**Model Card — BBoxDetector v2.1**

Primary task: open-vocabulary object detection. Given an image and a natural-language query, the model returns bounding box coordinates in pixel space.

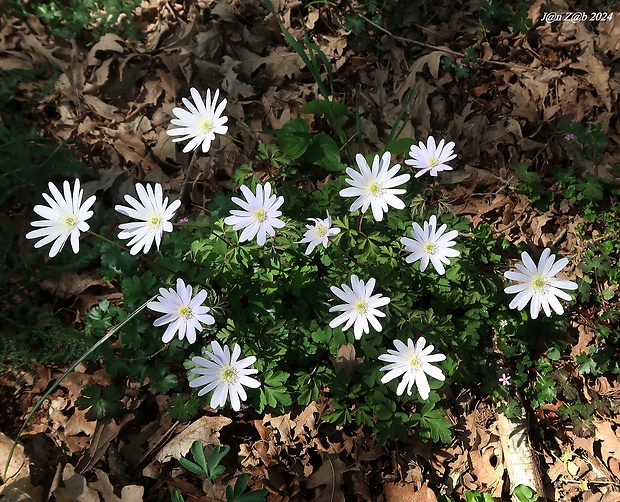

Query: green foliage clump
[27,0,142,42]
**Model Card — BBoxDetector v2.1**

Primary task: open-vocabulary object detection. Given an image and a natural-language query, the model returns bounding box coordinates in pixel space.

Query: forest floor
[1,0,620,500]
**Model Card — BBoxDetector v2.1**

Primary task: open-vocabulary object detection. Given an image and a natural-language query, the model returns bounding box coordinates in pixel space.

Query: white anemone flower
[339,152,410,221]
[329,275,390,340]
[166,88,228,153]
[26,179,96,258]
[379,337,446,400]
[224,182,285,246]
[115,183,181,255]
[147,278,215,344]
[297,211,341,255]
[189,341,260,411]
[504,248,578,319]
[401,215,459,275]
[405,136,456,178]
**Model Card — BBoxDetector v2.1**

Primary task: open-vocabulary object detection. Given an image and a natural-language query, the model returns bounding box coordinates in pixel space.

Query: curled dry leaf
[155,415,232,463]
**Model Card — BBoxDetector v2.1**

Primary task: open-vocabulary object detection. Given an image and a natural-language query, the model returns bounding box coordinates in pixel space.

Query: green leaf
[513,484,539,502]
[121,272,156,307]
[305,133,342,171]
[207,445,230,479]
[418,403,452,443]
[76,384,125,421]
[512,162,539,184]
[576,174,603,202]
[171,488,185,502]
[547,347,561,361]
[301,99,349,120]
[602,289,615,301]
[385,137,416,156]
[466,490,497,502]
[179,457,207,477]
[575,351,599,375]
[275,118,311,159]
[169,394,200,421]
[191,440,209,473]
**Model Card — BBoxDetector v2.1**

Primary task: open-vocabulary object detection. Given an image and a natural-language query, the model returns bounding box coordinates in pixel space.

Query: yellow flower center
[367,181,383,196]
[428,156,439,168]
[62,214,78,231]
[198,119,214,135]
[424,242,438,255]
[531,275,550,293]
[315,224,328,238]
[148,214,162,229]
[177,305,192,319]
[409,355,422,370]
[253,209,268,223]
[219,365,239,384]
[354,300,369,315]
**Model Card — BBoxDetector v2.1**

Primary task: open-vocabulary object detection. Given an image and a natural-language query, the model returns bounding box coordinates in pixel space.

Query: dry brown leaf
[469,445,504,496]
[594,420,620,468]
[330,344,364,377]
[0,474,45,501]
[0,51,34,71]
[306,453,349,502]
[65,407,97,437]
[155,415,232,463]
[597,15,620,54]
[263,413,295,446]
[386,481,438,502]
[40,271,108,299]
[86,33,126,66]
[0,433,27,480]
[292,402,319,439]
[77,415,134,473]
[221,55,255,99]
[93,469,144,502]
[83,95,121,120]
[237,46,304,80]
[572,44,612,110]
[54,464,100,502]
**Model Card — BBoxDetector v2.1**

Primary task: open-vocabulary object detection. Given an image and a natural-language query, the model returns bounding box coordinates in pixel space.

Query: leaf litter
[1,0,620,499]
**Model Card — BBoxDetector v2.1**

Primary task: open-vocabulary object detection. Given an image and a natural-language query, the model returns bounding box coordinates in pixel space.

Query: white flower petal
[379,337,446,400]
[190,341,260,411]
[340,152,409,221]
[26,179,96,258]
[167,87,228,154]
[504,247,577,319]
[329,275,390,340]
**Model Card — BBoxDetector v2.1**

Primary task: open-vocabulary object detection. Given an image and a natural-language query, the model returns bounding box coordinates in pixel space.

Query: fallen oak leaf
[155,415,232,463]
[236,46,304,79]
[307,453,352,502]
[93,469,144,502]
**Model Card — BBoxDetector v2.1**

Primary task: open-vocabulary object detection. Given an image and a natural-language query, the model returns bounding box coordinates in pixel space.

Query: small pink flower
[499,373,511,386]
[564,133,576,141]
[178,217,189,223]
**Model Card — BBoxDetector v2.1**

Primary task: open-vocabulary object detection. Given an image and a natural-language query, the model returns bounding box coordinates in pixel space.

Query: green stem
[332,240,365,268]
[174,223,232,248]
[2,295,157,482]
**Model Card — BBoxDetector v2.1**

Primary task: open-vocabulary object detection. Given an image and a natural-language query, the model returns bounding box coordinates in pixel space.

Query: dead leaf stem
[360,15,535,72]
